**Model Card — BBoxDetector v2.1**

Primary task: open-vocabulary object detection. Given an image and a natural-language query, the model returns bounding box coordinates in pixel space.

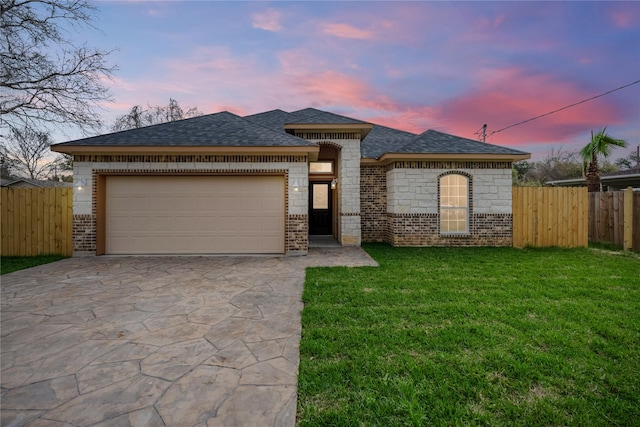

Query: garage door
[105,175,285,254]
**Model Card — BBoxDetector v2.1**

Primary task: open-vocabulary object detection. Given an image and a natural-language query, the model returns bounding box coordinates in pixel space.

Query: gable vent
[295,131,360,140]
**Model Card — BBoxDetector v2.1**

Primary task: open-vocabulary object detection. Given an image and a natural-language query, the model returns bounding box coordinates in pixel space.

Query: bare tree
[0,0,116,134]
[513,148,584,186]
[615,146,640,170]
[3,127,57,179]
[112,99,202,132]
[0,144,18,179]
[51,153,73,182]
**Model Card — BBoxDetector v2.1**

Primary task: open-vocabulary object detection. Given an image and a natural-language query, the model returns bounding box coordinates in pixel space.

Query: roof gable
[360,124,417,159]
[242,109,293,132]
[288,108,369,125]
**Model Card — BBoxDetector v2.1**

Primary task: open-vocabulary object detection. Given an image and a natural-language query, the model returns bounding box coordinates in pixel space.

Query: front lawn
[1,255,68,275]
[298,245,640,426]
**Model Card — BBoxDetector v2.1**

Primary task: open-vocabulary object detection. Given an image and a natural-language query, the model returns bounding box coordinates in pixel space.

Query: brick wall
[286,214,308,254]
[360,165,387,242]
[387,213,512,246]
[73,214,95,251]
[359,161,514,247]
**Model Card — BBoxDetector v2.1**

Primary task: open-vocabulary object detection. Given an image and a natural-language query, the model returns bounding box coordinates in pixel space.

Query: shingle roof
[1,178,72,188]
[389,129,529,157]
[360,124,418,159]
[52,111,316,148]
[243,108,370,132]
[243,109,292,132]
[288,108,370,125]
[52,107,529,159]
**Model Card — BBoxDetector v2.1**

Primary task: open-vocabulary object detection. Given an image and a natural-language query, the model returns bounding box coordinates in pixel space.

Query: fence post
[624,186,633,251]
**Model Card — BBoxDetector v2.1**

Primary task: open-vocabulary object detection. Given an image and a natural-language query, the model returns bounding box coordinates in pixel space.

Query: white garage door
[105,175,285,254]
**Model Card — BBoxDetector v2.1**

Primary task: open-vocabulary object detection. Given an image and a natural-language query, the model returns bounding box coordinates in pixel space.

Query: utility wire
[487,79,640,136]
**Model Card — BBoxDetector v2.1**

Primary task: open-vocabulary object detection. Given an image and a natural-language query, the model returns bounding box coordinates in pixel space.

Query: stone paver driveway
[1,248,377,427]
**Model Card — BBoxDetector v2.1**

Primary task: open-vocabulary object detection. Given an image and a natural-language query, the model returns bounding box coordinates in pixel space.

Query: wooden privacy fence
[0,188,73,256]
[513,187,588,248]
[589,188,639,251]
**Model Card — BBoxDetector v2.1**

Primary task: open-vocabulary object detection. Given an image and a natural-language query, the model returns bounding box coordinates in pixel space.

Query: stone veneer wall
[72,155,308,255]
[360,165,387,242]
[338,139,361,245]
[360,161,513,247]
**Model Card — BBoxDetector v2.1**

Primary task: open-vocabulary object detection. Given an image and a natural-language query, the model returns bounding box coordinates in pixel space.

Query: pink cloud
[278,50,393,109]
[364,108,438,135]
[252,9,283,32]
[319,22,375,40]
[473,14,506,31]
[276,50,439,133]
[434,68,625,148]
[610,5,639,28]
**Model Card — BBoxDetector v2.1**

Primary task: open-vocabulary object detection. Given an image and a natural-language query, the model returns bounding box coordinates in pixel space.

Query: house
[1,177,72,188]
[50,108,530,255]
[546,167,640,191]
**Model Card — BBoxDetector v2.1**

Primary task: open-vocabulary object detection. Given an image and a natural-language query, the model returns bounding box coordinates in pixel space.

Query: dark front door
[309,182,332,235]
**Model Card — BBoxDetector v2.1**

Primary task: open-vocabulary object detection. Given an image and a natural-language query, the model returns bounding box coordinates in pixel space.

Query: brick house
[51,108,530,255]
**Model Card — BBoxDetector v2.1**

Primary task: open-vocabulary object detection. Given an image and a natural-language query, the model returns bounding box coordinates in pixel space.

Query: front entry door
[309,182,332,235]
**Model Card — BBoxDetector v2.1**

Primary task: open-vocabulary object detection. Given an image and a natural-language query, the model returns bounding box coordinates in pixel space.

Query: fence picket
[634,193,640,250]
[588,189,639,251]
[0,188,73,256]
[512,187,588,248]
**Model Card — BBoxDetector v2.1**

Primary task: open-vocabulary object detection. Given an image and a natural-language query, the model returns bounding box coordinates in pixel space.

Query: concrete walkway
[0,248,377,427]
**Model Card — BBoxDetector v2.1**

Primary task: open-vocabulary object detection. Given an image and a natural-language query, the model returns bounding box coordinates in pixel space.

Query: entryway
[309,181,333,235]
[308,235,340,248]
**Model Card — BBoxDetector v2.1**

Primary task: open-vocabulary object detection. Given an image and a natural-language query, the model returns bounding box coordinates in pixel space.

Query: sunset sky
[73,1,639,160]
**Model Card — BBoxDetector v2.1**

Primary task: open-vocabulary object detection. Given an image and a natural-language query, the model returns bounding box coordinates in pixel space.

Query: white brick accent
[387,168,513,214]
[340,215,361,246]
[338,139,361,215]
[73,162,92,215]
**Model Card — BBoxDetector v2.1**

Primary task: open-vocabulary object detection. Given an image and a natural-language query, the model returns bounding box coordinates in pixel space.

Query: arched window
[440,173,469,233]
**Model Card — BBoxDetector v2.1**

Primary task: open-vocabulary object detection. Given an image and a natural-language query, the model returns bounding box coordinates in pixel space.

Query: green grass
[1,255,68,275]
[297,245,640,426]
[588,241,640,254]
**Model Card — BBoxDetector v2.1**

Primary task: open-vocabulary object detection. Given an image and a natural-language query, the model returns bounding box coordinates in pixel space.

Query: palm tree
[579,127,627,192]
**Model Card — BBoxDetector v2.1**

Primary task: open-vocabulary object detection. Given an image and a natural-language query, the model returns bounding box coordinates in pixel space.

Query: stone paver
[0,247,377,427]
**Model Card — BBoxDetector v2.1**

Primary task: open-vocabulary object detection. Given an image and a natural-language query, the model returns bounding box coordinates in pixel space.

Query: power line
[486,79,640,136]
[472,123,487,142]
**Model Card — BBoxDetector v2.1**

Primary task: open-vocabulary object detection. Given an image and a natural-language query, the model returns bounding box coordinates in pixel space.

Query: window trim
[439,172,470,235]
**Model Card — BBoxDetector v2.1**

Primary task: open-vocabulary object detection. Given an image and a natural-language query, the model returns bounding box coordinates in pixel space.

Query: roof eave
[367,152,530,164]
[50,145,320,156]
[547,174,640,186]
[546,178,585,186]
[600,173,640,181]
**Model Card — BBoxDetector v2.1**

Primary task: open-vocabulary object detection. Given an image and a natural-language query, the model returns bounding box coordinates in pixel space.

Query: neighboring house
[51,108,529,256]
[547,167,640,191]
[1,177,72,188]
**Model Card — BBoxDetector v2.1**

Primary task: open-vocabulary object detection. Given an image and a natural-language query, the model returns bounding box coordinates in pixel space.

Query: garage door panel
[105,176,285,254]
